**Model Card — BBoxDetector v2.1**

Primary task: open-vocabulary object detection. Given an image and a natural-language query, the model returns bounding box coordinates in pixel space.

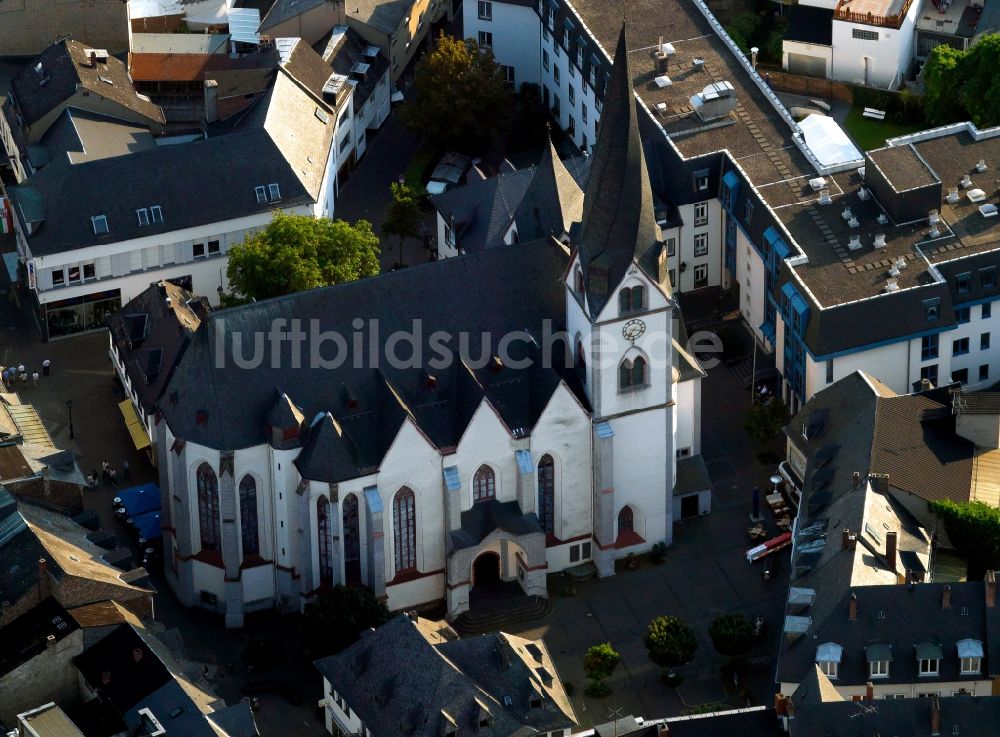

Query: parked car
[425,152,472,195]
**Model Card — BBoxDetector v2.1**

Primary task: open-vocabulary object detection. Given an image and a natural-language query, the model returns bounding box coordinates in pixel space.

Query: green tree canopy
[923,35,1000,128]
[745,398,790,442]
[929,499,1000,576]
[923,43,967,126]
[382,181,423,267]
[644,615,698,670]
[403,32,514,151]
[225,213,379,302]
[583,642,621,697]
[303,585,391,657]
[708,613,754,657]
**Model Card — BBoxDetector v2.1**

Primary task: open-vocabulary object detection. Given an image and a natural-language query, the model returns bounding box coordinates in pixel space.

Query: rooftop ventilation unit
[895,256,907,270]
[975,159,988,173]
[363,45,380,58]
[884,278,899,293]
[33,62,42,75]
[848,235,862,250]
[848,216,860,228]
[809,177,827,191]
[873,233,887,248]
[929,224,941,238]
[961,174,973,189]
[928,209,940,225]
[841,206,854,221]
[322,73,350,104]
[946,187,960,203]
[818,190,833,205]
[692,57,705,69]
[858,187,870,201]
[877,213,889,225]
[889,265,900,277]
[689,81,736,121]
[857,166,866,178]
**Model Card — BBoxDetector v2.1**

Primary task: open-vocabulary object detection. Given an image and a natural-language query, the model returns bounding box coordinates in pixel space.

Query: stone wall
[0,629,83,726]
[761,68,853,104]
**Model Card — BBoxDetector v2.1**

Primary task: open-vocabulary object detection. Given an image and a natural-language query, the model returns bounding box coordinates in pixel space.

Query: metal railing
[833,0,915,29]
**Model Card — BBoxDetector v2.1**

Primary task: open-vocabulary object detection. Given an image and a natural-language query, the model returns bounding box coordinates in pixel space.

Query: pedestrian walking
[31,371,38,387]
[42,359,50,376]
[122,459,131,482]
[109,468,118,485]
[17,364,24,375]
[20,371,27,385]
[102,461,111,484]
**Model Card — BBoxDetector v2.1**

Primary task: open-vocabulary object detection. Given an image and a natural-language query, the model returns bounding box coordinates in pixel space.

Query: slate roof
[159,239,582,457]
[260,0,329,31]
[431,168,535,253]
[0,596,79,677]
[206,702,259,737]
[790,695,1000,737]
[346,0,414,34]
[11,40,164,128]
[575,26,666,315]
[673,454,711,496]
[107,281,207,415]
[513,136,585,243]
[9,58,334,256]
[323,26,390,111]
[0,488,62,608]
[784,5,834,45]
[451,499,542,550]
[314,614,577,737]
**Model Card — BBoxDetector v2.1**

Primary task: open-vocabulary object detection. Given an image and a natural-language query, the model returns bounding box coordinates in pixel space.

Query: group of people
[1,359,50,390]
[87,459,130,489]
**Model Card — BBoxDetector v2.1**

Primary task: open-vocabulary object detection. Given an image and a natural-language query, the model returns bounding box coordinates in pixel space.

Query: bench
[863,107,886,120]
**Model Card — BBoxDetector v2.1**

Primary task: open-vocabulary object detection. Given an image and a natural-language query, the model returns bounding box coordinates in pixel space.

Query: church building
[151,28,708,626]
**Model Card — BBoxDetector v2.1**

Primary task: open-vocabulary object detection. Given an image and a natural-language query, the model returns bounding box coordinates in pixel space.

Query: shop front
[42,288,122,340]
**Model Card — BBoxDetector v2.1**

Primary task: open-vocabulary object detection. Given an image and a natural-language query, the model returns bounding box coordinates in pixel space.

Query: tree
[403,32,514,151]
[708,613,754,658]
[382,181,423,268]
[303,585,391,657]
[583,643,620,698]
[644,616,697,672]
[957,34,1000,129]
[725,12,761,54]
[745,398,790,442]
[923,43,966,126]
[929,499,1000,577]
[225,213,379,302]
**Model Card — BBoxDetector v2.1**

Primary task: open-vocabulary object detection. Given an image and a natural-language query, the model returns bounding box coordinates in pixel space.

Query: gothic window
[196,463,220,552]
[574,267,585,294]
[239,475,259,557]
[317,496,332,585]
[575,339,586,374]
[393,487,417,573]
[619,356,648,389]
[618,285,645,314]
[473,465,496,502]
[538,455,555,535]
[618,506,634,535]
[343,493,361,585]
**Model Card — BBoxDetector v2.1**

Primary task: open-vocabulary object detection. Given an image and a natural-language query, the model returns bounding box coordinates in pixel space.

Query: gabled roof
[11,40,164,128]
[260,0,328,31]
[294,412,364,482]
[451,499,543,550]
[574,25,665,315]
[346,0,414,34]
[513,135,585,243]
[431,168,535,253]
[313,615,577,737]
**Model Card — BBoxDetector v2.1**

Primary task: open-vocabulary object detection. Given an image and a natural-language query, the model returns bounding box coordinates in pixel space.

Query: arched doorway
[472,552,501,589]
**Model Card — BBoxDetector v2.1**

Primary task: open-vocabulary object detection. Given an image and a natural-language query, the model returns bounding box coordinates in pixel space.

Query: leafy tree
[923,43,966,126]
[583,643,620,697]
[957,34,1000,129]
[745,398,790,442]
[708,613,754,657]
[225,213,379,302]
[303,585,391,657]
[644,616,698,671]
[403,32,514,151]
[382,181,423,268]
[929,499,1000,576]
[725,12,761,54]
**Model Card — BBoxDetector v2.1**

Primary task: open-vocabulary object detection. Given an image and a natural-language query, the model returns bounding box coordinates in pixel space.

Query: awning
[915,642,943,660]
[866,643,893,662]
[816,642,843,663]
[118,399,151,451]
[133,510,162,540]
[117,483,161,517]
[957,639,983,659]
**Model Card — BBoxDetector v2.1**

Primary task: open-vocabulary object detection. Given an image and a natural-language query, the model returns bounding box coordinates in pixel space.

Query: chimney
[865,681,873,702]
[885,531,897,572]
[204,79,219,124]
[943,584,952,610]
[89,51,97,67]
[987,570,996,608]
[496,641,510,672]
[657,724,669,737]
[774,693,788,717]
[849,592,858,621]
[841,529,856,550]
[38,557,48,577]
[852,471,861,490]
[132,647,144,663]
[931,696,941,736]
[46,634,56,648]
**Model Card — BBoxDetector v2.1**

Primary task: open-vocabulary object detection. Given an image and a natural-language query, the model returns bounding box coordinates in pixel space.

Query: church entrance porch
[472,551,501,590]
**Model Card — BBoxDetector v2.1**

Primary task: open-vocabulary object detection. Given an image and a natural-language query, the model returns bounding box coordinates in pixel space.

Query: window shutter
[129,250,142,272]
[111,252,130,276]
[95,256,112,278]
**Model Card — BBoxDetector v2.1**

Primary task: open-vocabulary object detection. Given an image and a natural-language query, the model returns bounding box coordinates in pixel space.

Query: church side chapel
[153,27,708,627]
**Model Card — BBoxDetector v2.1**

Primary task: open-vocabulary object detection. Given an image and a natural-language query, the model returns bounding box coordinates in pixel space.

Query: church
[151,28,708,627]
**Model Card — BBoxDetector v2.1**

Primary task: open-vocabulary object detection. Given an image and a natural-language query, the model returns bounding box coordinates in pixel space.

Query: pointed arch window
[618,285,646,314]
[317,496,332,585]
[618,506,634,535]
[239,475,259,557]
[393,487,417,573]
[196,463,220,552]
[538,455,555,535]
[619,356,648,389]
[343,493,361,585]
[575,339,586,374]
[574,267,585,294]
[473,465,496,502]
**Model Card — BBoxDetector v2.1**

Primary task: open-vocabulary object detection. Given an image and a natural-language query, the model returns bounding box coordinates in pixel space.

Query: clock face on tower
[622,319,646,343]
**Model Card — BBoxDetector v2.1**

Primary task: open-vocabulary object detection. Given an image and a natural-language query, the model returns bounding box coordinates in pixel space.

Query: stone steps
[451,595,551,637]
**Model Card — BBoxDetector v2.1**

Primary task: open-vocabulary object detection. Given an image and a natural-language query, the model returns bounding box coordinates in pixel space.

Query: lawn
[842,106,928,151]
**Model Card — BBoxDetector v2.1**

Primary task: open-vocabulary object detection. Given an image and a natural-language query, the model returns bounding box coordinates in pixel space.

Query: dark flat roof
[0,596,79,677]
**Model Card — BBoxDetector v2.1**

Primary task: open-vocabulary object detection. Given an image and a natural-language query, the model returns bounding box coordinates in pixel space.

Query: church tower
[565,25,676,576]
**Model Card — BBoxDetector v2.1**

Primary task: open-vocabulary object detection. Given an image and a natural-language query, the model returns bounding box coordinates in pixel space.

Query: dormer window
[150,205,163,224]
[866,643,892,679]
[136,208,149,226]
[816,642,842,679]
[619,285,645,314]
[92,215,109,235]
[255,186,267,203]
[268,183,281,201]
[957,639,982,675]
[916,642,942,676]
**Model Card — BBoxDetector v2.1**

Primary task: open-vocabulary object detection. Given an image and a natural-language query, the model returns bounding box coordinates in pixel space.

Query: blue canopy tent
[133,510,162,540]
[117,483,161,517]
